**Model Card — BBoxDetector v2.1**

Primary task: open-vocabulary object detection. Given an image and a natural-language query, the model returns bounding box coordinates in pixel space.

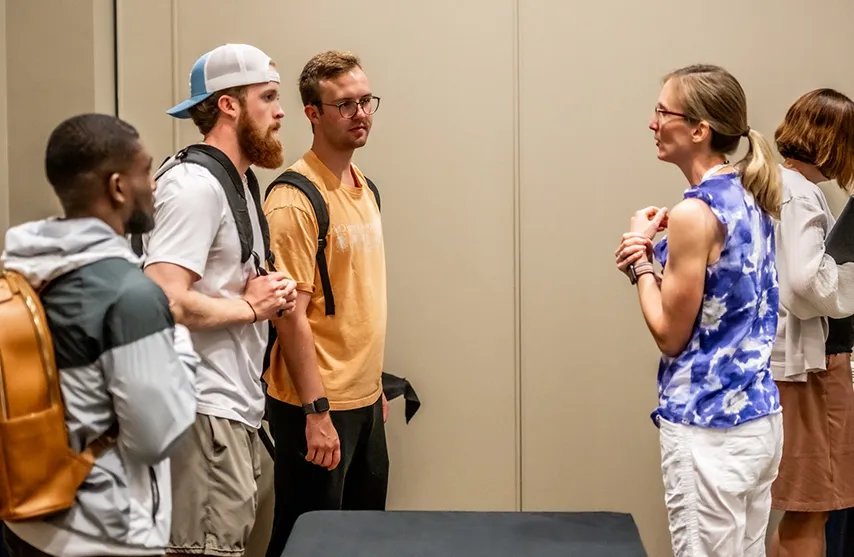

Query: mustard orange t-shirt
[262,150,386,410]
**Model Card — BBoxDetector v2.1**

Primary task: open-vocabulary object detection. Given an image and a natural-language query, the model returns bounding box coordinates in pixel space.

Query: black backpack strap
[153,154,179,181]
[183,144,257,267]
[366,177,381,212]
[265,170,334,315]
[130,233,144,258]
[246,168,275,271]
[135,147,267,271]
[263,171,382,316]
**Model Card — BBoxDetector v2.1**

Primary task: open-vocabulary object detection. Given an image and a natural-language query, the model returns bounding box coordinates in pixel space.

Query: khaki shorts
[168,413,263,557]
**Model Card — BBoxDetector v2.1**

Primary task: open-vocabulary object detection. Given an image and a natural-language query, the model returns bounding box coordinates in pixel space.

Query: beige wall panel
[519,2,854,556]
[116,0,176,163]
[6,0,115,226]
[121,0,520,510]
[92,0,116,115]
[0,0,8,253]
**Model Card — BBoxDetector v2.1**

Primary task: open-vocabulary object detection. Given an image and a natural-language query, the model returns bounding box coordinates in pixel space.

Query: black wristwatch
[302,397,330,415]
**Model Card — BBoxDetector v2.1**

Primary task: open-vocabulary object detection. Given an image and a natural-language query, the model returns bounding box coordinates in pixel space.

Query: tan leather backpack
[0,269,115,521]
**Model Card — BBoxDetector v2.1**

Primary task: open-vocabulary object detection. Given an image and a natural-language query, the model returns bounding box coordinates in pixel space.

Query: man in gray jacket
[0,113,198,557]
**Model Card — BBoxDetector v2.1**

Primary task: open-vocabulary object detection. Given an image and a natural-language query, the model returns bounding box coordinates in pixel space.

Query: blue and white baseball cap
[167,43,281,119]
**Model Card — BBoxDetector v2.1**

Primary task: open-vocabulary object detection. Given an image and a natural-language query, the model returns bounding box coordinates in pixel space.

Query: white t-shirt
[143,159,268,429]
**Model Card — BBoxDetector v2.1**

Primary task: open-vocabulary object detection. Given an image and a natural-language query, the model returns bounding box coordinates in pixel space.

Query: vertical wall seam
[512,0,523,512]
[170,0,179,152]
[112,0,119,115]
[0,0,8,251]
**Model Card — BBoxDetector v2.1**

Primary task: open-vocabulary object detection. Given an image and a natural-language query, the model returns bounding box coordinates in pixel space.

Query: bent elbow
[128,418,195,466]
[826,306,853,320]
[121,395,197,466]
[787,276,812,302]
[656,332,690,359]
[170,293,201,331]
[785,256,838,307]
[158,395,198,460]
[152,405,197,463]
[126,443,170,467]
[122,439,169,467]
[660,343,685,359]
[784,278,854,320]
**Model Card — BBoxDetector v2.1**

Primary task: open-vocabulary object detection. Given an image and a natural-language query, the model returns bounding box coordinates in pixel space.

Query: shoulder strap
[366,177,381,212]
[130,231,144,258]
[245,168,274,270]
[131,145,268,270]
[183,144,257,267]
[266,170,334,315]
[153,154,179,181]
[263,171,383,316]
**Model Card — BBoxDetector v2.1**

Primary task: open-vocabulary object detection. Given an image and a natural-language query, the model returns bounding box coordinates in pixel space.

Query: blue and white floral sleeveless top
[652,172,781,429]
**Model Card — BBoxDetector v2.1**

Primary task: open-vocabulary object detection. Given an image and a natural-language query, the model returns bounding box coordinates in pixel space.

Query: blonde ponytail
[737,128,781,219]
[664,65,782,218]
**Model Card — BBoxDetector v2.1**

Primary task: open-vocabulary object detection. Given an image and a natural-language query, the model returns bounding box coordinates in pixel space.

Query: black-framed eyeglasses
[654,107,688,121]
[321,96,381,119]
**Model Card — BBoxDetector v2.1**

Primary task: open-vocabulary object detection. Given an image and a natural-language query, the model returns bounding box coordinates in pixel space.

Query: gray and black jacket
[1,217,198,556]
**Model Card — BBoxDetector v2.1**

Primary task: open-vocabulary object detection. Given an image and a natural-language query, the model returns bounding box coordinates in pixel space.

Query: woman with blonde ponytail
[768,88,854,557]
[613,64,783,556]
[740,127,783,219]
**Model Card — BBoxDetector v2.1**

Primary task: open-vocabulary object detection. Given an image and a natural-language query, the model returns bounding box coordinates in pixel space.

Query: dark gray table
[282,510,648,557]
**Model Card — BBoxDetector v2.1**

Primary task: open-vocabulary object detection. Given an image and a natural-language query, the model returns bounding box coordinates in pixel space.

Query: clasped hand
[614,206,668,276]
[243,272,298,321]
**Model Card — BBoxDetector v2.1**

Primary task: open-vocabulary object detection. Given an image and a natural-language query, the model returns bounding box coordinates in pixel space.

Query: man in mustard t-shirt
[262,50,388,556]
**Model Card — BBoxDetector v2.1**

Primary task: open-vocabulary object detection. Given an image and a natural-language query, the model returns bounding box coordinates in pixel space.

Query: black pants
[827,508,854,557]
[265,395,389,557]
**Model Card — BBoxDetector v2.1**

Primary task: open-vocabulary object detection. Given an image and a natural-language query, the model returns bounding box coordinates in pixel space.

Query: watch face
[304,398,330,414]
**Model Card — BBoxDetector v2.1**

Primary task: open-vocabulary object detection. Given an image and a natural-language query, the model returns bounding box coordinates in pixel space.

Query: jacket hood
[1,217,140,288]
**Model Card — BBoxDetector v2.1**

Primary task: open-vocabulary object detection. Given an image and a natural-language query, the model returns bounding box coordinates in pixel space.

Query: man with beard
[262,50,388,555]
[0,113,198,557]
[141,44,297,557]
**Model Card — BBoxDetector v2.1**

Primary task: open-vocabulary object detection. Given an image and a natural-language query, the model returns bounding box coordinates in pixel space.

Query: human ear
[309,102,328,122]
[107,172,126,205]
[217,94,241,119]
[692,121,711,144]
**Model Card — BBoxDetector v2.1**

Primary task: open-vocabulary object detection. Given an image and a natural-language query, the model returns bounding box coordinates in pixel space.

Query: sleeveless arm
[636,199,719,357]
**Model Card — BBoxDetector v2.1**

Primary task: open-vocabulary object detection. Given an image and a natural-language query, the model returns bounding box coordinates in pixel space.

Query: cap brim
[166,92,213,119]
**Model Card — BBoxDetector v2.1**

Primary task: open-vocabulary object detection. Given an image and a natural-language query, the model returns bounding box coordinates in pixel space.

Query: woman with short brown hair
[770,88,854,557]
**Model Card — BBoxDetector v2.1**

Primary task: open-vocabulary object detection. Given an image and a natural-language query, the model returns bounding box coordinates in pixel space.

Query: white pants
[658,413,783,557]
